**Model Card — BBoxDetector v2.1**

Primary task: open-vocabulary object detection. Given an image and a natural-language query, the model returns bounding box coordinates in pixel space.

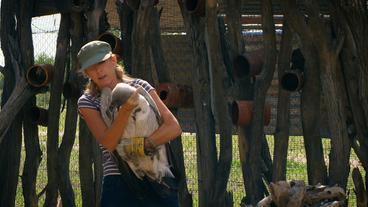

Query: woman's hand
[144,89,182,145]
[80,90,140,152]
[120,90,139,111]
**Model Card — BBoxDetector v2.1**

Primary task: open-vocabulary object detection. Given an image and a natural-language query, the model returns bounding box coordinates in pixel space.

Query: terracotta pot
[157,83,193,108]
[29,106,48,126]
[26,64,54,87]
[185,0,205,16]
[280,70,304,92]
[233,49,264,79]
[97,32,123,60]
[231,100,271,126]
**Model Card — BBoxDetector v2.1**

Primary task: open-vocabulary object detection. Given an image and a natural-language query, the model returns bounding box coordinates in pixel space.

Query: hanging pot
[231,100,271,126]
[280,70,304,92]
[97,32,123,60]
[157,83,193,108]
[26,64,54,88]
[233,49,264,79]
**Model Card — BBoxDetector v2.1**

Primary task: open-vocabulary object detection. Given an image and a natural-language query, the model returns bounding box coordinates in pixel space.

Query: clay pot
[231,100,271,126]
[233,49,264,79]
[280,70,304,92]
[26,64,53,87]
[97,32,123,60]
[157,83,193,108]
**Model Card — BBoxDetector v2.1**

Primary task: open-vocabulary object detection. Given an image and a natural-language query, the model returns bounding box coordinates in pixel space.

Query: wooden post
[149,6,193,206]
[272,20,292,182]
[131,0,154,82]
[45,14,71,206]
[352,167,368,207]
[80,1,109,206]
[205,0,233,205]
[0,0,38,206]
[178,0,217,206]
[309,1,351,189]
[243,0,277,204]
[116,0,134,74]
[338,4,368,172]
[281,0,351,189]
[300,43,328,185]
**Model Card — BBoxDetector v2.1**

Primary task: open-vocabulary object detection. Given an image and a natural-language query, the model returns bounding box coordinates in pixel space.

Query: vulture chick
[100,82,174,182]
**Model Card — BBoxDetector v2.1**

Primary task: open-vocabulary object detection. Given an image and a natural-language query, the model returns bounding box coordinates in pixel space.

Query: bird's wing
[136,86,162,124]
[100,87,113,127]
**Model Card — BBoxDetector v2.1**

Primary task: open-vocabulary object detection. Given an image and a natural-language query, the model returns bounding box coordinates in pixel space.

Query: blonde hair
[85,63,133,96]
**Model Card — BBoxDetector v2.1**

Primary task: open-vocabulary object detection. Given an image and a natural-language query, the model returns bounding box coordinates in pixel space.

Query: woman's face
[85,55,118,89]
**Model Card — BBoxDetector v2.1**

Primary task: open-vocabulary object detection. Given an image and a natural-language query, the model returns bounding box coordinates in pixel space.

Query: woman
[77,40,182,207]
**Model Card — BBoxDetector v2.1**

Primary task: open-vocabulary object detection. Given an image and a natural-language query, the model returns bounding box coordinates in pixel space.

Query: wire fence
[14,120,363,206]
[1,11,364,207]
[25,85,363,207]
[31,14,60,63]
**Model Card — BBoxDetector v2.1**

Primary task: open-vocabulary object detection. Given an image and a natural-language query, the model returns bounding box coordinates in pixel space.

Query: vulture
[100,82,174,183]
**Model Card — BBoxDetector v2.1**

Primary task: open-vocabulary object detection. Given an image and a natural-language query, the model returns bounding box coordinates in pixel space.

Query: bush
[35,52,55,65]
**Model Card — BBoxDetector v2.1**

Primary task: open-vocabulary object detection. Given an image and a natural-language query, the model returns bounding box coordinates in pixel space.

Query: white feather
[101,83,174,182]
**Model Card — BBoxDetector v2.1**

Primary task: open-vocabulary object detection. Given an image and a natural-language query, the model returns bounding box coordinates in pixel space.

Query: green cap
[77,40,112,72]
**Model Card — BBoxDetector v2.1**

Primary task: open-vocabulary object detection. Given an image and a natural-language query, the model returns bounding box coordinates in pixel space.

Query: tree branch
[281,0,314,43]
[7,35,22,83]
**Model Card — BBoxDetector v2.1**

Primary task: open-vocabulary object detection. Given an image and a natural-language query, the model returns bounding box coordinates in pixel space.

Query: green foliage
[34,52,55,65]
[0,73,3,90]
[36,92,50,108]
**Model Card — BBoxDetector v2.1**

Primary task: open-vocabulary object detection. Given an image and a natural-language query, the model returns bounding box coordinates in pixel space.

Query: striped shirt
[77,78,154,177]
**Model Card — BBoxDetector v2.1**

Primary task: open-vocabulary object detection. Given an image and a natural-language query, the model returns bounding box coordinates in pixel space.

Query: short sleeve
[77,94,101,111]
[129,79,154,93]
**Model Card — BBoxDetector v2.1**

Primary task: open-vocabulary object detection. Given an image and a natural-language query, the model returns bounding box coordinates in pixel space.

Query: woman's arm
[79,91,139,151]
[147,89,182,146]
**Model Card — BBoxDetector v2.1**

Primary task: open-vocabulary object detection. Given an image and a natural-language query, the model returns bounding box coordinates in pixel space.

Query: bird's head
[110,83,136,108]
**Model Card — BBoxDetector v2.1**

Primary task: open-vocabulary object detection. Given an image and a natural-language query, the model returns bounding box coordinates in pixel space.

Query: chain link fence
[0,6,363,206]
